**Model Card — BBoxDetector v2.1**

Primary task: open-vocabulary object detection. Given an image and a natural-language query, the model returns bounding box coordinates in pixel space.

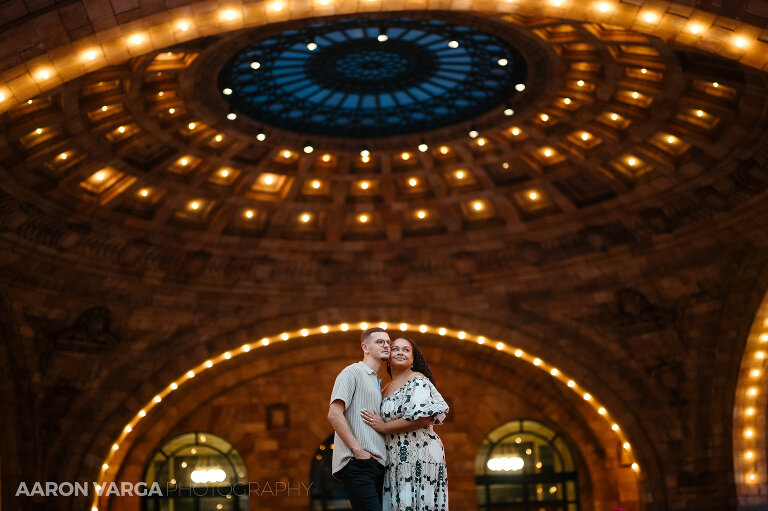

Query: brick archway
[105,329,641,511]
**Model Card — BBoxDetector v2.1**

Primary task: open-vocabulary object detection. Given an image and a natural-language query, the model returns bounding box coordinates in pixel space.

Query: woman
[361,337,449,511]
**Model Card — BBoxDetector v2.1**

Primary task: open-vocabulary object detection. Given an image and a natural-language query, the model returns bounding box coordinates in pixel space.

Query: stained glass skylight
[219,16,527,138]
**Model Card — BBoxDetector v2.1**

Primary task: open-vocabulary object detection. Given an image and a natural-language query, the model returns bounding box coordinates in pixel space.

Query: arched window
[475,419,580,511]
[142,431,248,511]
[310,433,351,510]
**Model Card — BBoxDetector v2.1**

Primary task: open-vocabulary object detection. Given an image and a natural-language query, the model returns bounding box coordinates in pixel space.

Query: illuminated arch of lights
[0,0,766,110]
[733,293,768,506]
[91,320,640,511]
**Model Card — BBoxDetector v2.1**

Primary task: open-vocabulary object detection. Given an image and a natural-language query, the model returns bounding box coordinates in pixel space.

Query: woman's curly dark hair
[386,337,436,385]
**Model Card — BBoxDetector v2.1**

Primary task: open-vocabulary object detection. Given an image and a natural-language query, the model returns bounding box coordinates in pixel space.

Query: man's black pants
[337,458,385,511]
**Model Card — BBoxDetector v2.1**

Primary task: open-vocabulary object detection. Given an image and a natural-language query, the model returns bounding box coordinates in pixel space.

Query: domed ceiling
[0,10,766,264]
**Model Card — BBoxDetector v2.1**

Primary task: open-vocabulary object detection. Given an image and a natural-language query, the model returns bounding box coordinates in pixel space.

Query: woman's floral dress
[380,376,449,511]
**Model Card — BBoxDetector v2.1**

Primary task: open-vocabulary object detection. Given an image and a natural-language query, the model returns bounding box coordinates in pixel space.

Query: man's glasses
[372,339,390,346]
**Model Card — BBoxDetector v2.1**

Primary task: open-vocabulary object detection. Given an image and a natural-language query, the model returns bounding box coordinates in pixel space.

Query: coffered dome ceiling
[1,10,766,275]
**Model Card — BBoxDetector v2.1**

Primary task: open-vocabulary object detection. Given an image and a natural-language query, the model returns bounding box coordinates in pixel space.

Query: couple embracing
[327,327,450,511]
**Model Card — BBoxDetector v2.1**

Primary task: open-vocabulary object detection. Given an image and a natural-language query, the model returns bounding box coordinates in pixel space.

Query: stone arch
[79,306,652,510]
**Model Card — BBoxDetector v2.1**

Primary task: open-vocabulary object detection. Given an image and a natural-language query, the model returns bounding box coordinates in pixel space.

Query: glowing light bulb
[178,21,189,31]
[223,88,233,95]
[358,214,369,223]
[59,152,68,160]
[498,58,508,66]
[84,50,98,61]
[312,180,321,189]
[263,175,275,185]
[245,210,254,218]
[409,178,418,187]
[35,128,43,135]
[360,181,369,190]
[631,91,639,99]
[190,201,199,210]
[477,137,486,146]
[439,146,449,154]
[515,83,525,91]
[282,150,292,159]
[169,108,176,114]
[377,34,388,42]
[563,97,571,104]
[94,171,106,181]
[597,2,611,13]
[304,144,314,154]
[179,158,189,166]
[130,34,144,45]
[187,122,196,130]
[641,68,648,74]
[214,134,223,142]
[712,82,719,88]
[307,42,318,51]
[220,169,229,177]
[696,110,704,117]
[473,201,484,211]
[117,126,126,133]
[455,170,465,179]
[540,113,549,122]
[543,148,553,157]
[581,132,590,141]
[511,127,521,136]
[448,40,459,48]
[469,129,479,138]
[528,191,538,200]
[418,143,428,152]
[627,157,637,166]
[256,132,266,141]
[416,210,427,219]
[666,135,675,143]
[610,113,619,121]
[504,108,514,116]
[401,152,411,160]
[689,24,702,34]
[577,80,584,86]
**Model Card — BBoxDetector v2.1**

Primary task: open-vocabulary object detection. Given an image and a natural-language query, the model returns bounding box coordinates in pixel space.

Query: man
[327,327,390,511]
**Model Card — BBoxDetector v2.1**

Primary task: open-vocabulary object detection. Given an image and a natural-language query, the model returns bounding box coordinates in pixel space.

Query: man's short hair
[361,327,387,344]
